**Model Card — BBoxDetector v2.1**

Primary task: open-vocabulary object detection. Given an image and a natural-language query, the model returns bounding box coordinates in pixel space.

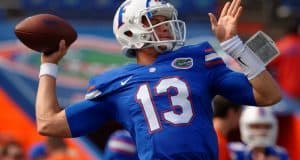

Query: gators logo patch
[171,57,193,69]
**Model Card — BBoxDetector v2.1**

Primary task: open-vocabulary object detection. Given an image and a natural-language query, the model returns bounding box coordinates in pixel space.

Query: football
[14,14,77,55]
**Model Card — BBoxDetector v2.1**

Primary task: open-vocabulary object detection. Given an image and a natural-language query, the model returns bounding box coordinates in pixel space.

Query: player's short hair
[213,95,241,118]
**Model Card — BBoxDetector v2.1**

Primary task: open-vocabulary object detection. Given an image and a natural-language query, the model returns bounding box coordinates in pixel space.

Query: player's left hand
[41,40,68,64]
[208,0,243,42]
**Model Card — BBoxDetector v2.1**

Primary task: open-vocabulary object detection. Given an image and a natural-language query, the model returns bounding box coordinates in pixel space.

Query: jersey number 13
[136,77,194,133]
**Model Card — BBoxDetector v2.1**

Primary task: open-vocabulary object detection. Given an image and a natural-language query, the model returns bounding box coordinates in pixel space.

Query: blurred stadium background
[0,0,299,159]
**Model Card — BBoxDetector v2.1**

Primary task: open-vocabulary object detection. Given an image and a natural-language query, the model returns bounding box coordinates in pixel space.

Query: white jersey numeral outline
[136,77,194,133]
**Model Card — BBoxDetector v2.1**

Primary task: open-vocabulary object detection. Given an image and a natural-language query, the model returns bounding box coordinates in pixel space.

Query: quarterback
[35,0,281,159]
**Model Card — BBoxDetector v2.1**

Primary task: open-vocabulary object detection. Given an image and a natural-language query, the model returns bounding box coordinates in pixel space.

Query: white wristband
[220,36,244,57]
[220,36,265,80]
[39,63,58,78]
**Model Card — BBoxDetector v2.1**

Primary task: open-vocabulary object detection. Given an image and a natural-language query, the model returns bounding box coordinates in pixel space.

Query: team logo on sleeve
[171,57,193,69]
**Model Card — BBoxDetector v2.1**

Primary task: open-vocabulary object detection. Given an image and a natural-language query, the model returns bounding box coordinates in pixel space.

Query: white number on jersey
[136,77,194,132]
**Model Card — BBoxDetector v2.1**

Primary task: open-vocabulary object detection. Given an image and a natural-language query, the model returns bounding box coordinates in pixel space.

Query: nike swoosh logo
[121,76,133,86]
[237,57,248,67]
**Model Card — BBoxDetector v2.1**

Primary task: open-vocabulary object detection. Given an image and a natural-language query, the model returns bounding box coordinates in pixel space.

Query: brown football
[14,14,77,55]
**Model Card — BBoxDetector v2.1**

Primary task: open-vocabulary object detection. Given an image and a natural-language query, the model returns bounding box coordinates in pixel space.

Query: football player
[229,107,289,160]
[102,130,138,160]
[35,0,281,159]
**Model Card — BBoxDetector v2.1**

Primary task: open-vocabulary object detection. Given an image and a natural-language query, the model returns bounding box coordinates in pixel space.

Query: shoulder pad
[85,66,133,100]
[179,42,224,67]
[175,41,213,54]
[199,42,224,67]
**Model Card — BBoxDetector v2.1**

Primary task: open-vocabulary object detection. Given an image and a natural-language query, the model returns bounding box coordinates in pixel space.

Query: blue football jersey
[65,42,256,160]
[229,142,289,160]
[103,130,138,160]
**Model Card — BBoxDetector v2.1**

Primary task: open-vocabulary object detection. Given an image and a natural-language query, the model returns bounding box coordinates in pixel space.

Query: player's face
[142,15,173,40]
[4,144,24,160]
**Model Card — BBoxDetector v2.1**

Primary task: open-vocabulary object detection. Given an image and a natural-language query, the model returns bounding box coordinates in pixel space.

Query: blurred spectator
[1,141,24,160]
[213,95,242,160]
[45,137,77,160]
[28,137,78,160]
[0,134,10,159]
[28,142,47,160]
[229,107,289,160]
[102,130,138,160]
[268,17,300,112]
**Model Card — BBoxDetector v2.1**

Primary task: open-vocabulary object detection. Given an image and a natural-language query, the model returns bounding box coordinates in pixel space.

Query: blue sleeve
[65,99,114,137]
[209,64,257,106]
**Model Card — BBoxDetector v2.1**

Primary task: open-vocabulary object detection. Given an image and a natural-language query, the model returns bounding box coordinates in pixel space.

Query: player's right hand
[41,40,68,64]
[208,0,242,42]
